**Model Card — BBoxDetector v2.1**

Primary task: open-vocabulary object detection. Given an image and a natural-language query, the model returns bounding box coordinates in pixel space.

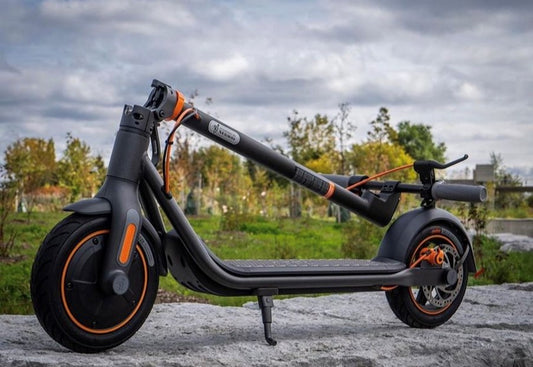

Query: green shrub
[270,239,298,259]
[219,210,247,231]
[472,235,532,284]
[0,261,33,314]
[341,219,385,259]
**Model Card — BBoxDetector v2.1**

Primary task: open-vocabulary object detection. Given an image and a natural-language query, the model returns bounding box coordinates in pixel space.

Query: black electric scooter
[30,80,486,353]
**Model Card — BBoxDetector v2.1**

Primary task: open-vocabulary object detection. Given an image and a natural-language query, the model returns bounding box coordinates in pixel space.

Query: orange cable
[346,163,414,191]
[164,108,199,194]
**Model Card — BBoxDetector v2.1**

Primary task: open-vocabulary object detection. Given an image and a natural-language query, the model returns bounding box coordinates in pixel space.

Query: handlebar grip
[431,182,487,202]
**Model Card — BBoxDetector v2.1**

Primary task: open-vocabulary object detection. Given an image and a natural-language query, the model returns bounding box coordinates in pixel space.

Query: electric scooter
[30,80,486,353]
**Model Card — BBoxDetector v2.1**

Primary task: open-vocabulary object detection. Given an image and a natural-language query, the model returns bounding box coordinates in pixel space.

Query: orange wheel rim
[60,230,148,334]
[408,234,459,316]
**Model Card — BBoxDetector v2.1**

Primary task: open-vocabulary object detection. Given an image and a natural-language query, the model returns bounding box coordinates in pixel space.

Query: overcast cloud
[1,0,532,181]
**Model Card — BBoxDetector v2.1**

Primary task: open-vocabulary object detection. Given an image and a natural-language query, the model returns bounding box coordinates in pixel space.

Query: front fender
[376,207,476,273]
[64,197,111,215]
[64,197,167,275]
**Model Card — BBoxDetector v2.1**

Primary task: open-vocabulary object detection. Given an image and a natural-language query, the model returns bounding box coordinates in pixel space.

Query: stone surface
[1,283,532,367]
[493,233,533,253]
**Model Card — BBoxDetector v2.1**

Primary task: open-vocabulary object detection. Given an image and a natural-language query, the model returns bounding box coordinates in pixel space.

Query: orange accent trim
[119,223,137,265]
[408,234,457,316]
[60,230,148,334]
[381,285,398,291]
[416,247,445,267]
[346,163,414,191]
[324,182,335,199]
[166,91,185,121]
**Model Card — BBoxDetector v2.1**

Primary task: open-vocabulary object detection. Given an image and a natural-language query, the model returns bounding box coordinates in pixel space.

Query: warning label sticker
[292,166,330,196]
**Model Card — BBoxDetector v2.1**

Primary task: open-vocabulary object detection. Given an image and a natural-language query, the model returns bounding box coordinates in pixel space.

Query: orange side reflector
[119,224,136,265]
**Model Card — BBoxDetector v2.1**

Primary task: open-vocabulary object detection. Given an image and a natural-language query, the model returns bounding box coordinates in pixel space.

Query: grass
[0,212,68,314]
[1,211,532,314]
[469,235,533,286]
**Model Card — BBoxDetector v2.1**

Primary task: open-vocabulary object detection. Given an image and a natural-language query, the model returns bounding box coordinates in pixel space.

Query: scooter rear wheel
[31,214,159,353]
[385,225,468,328]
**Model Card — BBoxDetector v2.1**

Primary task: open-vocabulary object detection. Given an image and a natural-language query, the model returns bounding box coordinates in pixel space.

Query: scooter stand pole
[258,295,277,346]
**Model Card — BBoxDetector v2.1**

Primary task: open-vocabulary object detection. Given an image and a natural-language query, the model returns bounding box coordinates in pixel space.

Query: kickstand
[258,295,277,346]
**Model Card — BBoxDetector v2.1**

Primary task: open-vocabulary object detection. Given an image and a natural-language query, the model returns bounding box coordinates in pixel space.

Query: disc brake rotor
[421,243,463,308]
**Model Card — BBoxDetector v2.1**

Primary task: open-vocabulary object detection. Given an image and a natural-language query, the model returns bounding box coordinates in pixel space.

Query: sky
[1,0,532,182]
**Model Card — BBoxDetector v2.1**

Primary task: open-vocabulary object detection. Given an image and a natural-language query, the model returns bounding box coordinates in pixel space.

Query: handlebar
[325,175,487,204]
[431,182,487,203]
[368,181,486,203]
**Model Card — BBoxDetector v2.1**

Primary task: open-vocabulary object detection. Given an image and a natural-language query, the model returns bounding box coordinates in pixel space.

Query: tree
[332,103,356,175]
[169,129,203,207]
[364,107,400,173]
[395,121,446,162]
[93,154,107,187]
[197,145,245,214]
[0,167,16,257]
[348,142,416,182]
[3,137,56,217]
[57,134,104,200]
[284,111,336,165]
[490,152,523,209]
[284,111,337,217]
[367,107,397,144]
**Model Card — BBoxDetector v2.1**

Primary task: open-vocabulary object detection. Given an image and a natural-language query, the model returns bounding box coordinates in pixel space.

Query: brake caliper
[419,247,445,266]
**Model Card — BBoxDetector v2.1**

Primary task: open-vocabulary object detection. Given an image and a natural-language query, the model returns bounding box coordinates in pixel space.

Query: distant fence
[486,219,533,237]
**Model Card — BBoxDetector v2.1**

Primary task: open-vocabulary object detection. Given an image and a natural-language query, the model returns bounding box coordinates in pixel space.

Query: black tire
[31,214,159,353]
[385,225,468,328]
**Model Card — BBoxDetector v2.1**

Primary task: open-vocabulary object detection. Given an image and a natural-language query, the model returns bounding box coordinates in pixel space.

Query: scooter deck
[165,230,406,279]
[218,258,406,276]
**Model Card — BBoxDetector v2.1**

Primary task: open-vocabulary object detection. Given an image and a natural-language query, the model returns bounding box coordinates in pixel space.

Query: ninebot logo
[208,120,240,145]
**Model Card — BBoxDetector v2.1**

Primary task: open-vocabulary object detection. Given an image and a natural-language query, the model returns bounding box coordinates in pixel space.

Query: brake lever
[415,154,468,171]
[414,155,469,201]
[150,127,161,167]
[437,154,469,169]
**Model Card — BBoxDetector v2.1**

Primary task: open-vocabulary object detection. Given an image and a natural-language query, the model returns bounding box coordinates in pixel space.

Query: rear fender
[376,207,476,273]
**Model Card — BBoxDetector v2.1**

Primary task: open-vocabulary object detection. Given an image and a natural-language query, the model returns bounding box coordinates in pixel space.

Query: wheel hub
[421,243,463,308]
[61,232,148,333]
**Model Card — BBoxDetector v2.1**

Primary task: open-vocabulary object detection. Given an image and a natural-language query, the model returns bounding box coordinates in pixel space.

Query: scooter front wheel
[31,214,159,353]
[385,225,468,328]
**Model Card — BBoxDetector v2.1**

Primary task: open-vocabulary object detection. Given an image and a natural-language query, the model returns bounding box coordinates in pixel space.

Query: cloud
[193,54,250,81]
[0,0,531,174]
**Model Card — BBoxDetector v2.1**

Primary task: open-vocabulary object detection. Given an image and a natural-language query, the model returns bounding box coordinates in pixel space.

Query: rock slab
[493,233,533,253]
[1,283,532,366]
